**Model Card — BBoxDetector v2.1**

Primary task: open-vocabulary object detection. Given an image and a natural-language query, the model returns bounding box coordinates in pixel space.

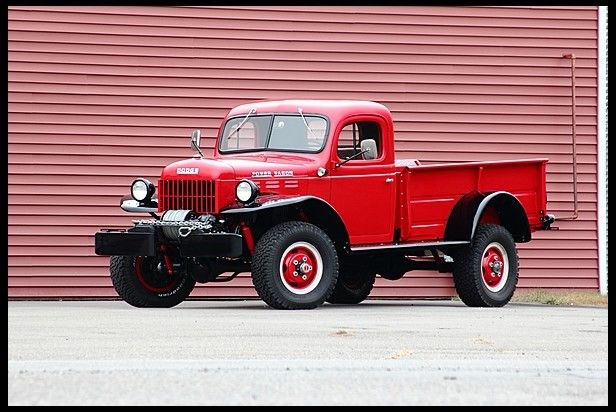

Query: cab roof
[227,99,392,122]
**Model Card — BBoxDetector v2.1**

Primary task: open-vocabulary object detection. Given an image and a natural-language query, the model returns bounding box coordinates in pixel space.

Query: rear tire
[327,264,376,304]
[110,255,195,308]
[251,222,338,310]
[452,224,519,307]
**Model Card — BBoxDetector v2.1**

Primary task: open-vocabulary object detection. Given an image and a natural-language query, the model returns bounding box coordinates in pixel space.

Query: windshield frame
[217,112,330,155]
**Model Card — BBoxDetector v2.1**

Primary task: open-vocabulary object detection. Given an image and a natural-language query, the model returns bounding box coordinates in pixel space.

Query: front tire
[452,224,519,307]
[110,255,195,308]
[251,222,339,309]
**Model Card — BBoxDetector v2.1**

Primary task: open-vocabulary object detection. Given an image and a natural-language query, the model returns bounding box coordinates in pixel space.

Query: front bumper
[94,226,243,257]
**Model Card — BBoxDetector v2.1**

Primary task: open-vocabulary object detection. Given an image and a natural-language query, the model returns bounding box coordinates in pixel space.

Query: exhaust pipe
[556,53,579,221]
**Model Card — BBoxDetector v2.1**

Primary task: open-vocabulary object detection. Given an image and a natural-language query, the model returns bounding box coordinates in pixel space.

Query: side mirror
[191,129,201,148]
[360,139,378,160]
[191,129,203,157]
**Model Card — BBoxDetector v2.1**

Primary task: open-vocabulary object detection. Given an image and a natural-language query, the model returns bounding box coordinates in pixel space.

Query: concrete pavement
[7,300,608,405]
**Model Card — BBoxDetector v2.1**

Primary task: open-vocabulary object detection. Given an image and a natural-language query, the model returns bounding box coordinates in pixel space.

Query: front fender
[221,195,350,250]
[220,195,317,215]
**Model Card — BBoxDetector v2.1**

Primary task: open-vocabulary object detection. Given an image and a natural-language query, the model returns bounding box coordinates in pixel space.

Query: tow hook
[178,227,193,238]
[541,214,556,230]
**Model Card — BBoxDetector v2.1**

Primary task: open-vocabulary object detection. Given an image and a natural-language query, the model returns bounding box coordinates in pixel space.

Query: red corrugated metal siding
[8,6,599,298]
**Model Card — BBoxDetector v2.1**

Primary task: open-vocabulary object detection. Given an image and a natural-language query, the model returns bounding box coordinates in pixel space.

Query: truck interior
[337,121,382,160]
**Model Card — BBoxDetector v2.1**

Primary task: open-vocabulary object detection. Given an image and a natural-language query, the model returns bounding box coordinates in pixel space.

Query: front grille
[158,179,216,214]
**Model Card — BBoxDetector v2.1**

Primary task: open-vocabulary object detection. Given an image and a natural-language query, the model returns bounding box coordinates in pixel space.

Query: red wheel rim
[279,242,323,294]
[135,256,182,294]
[480,242,509,292]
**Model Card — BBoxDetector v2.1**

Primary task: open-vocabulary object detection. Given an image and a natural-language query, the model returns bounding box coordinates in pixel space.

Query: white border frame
[597,6,608,295]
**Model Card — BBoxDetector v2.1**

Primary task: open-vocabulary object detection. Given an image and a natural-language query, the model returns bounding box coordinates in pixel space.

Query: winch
[132,210,218,240]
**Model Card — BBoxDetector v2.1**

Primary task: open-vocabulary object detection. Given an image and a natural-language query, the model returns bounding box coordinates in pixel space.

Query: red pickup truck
[95,100,554,310]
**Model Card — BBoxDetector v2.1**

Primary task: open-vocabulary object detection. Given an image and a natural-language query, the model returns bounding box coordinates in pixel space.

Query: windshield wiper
[227,107,256,140]
[335,148,370,167]
[297,107,318,140]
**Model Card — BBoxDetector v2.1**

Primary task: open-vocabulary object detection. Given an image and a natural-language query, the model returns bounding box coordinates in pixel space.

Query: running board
[350,240,469,253]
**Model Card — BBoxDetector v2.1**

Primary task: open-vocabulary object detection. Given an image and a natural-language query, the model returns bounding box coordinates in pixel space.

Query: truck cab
[95,100,553,310]
[213,100,399,245]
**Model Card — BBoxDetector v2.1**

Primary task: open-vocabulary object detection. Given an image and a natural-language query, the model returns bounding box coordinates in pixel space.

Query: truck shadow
[177,299,466,310]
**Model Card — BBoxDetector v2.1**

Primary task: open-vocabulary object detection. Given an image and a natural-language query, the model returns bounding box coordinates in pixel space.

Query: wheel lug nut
[293,260,298,265]
[293,271,298,276]
[302,256,307,261]
[301,275,307,280]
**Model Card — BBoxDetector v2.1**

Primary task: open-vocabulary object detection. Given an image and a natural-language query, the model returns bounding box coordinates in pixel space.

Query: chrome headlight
[131,178,155,202]
[236,179,259,204]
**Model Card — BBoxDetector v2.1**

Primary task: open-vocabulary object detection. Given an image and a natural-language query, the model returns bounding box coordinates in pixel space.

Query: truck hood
[160,158,235,180]
[160,154,314,180]
[220,154,311,179]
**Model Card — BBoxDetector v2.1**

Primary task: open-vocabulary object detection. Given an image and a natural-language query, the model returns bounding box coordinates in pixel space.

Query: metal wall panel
[8,6,599,297]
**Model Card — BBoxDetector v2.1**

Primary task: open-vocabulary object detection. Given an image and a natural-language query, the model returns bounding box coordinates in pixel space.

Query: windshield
[219,114,328,153]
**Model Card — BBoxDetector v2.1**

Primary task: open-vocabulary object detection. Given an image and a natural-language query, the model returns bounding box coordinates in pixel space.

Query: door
[329,117,396,245]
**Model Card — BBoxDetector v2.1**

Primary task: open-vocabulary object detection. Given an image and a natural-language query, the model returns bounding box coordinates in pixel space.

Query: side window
[336,121,382,161]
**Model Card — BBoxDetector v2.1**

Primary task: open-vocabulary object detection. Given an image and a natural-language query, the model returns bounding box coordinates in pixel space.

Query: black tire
[327,264,376,304]
[110,255,195,308]
[251,221,339,310]
[452,224,519,307]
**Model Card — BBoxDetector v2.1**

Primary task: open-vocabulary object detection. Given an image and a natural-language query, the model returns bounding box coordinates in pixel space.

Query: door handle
[385,178,394,183]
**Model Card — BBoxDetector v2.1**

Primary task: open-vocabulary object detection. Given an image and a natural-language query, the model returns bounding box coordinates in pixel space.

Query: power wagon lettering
[251,171,294,178]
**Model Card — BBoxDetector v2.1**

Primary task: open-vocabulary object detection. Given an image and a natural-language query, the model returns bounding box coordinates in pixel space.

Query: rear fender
[444,191,531,243]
